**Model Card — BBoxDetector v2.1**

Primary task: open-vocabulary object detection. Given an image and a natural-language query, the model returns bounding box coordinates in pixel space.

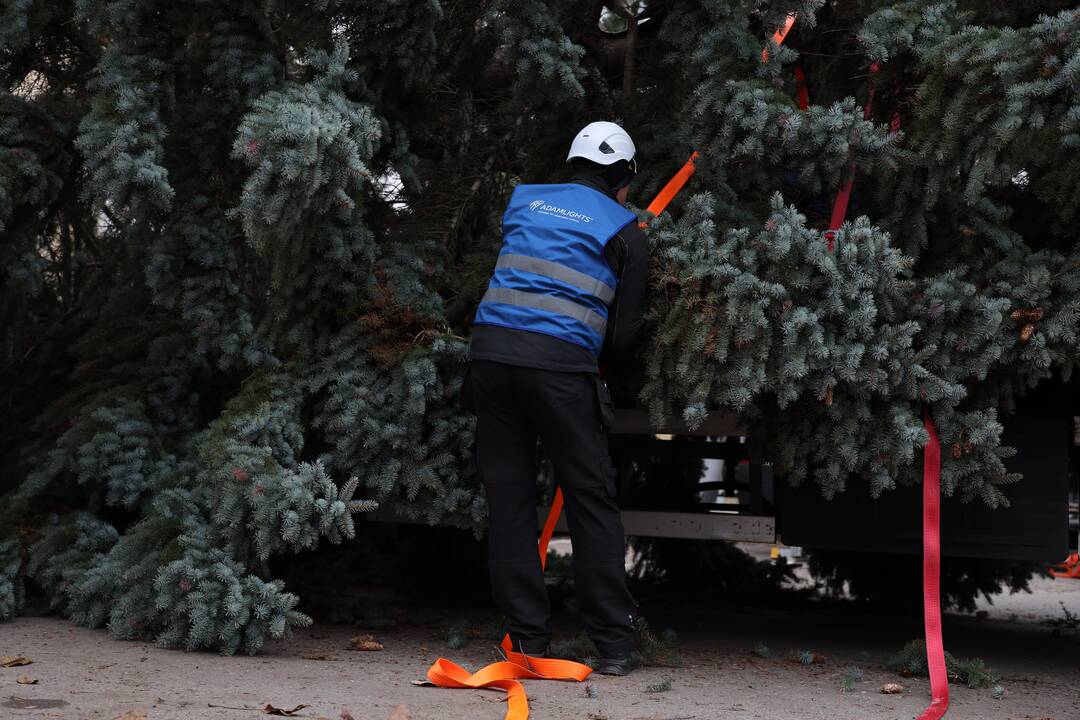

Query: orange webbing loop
[794,66,809,110]
[426,488,592,720]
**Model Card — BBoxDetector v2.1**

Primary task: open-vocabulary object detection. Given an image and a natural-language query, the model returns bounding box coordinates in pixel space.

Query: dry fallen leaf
[881,683,906,694]
[16,675,39,684]
[113,712,148,720]
[0,655,33,667]
[302,652,338,661]
[387,705,410,720]
[349,634,384,651]
[262,704,309,716]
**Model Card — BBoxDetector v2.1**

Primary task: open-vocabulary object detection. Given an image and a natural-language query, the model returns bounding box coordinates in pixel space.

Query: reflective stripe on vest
[494,254,617,304]
[473,183,636,356]
[481,287,607,335]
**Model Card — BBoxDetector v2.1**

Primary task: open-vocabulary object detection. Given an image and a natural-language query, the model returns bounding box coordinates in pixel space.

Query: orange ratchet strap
[1050,552,1080,578]
[639,151,699,228]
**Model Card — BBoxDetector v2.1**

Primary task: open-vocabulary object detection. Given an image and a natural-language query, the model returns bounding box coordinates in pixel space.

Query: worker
[463,121,648,676]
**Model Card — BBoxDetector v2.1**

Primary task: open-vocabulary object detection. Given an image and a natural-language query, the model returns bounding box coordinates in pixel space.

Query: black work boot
[594,609,647,675]
[594,653,639,676]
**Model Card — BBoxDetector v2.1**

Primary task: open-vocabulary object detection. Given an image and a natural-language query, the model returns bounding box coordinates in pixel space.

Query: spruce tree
[2,1,1078,651]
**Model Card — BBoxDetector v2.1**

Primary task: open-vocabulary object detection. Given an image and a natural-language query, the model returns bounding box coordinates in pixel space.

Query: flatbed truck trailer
[374,377,1078,564]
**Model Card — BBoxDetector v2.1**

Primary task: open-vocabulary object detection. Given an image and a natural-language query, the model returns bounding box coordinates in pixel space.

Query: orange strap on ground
[1050,552,1080,578]
[426,489,591,720]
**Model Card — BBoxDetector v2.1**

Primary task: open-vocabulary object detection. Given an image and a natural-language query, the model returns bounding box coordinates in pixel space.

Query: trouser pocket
[593,373,615,432]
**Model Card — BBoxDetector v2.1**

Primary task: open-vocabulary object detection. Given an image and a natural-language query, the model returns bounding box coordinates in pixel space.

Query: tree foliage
[2,0,1078,650]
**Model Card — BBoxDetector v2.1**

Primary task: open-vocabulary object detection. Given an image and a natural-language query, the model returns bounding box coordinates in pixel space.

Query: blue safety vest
[473,183,636,356]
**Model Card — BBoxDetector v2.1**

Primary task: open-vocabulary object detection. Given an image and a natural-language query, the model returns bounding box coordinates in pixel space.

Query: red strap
[819,62,946,717]
[918,408,950,720]
[824,62,890,252]
[824,173,854,252]
[794,66,809,111]
[863,63,880,121]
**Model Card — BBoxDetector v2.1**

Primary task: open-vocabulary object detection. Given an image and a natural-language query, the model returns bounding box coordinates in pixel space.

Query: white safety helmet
[566,121,637,173]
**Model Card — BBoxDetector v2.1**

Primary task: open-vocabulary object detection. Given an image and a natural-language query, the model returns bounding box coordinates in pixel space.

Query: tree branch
[622,8,638,109]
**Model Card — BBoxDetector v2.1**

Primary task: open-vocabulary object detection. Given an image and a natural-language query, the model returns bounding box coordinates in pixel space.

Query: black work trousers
[466,359,637,657]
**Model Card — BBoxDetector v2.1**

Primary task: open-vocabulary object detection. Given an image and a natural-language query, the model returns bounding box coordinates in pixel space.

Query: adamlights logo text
[527,199,593,223]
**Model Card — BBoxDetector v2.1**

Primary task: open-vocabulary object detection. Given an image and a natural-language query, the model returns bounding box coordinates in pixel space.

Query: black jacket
[468,173,649,373]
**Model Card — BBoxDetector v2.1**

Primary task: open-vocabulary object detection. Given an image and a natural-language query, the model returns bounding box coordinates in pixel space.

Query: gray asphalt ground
[1,574,1078,720]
